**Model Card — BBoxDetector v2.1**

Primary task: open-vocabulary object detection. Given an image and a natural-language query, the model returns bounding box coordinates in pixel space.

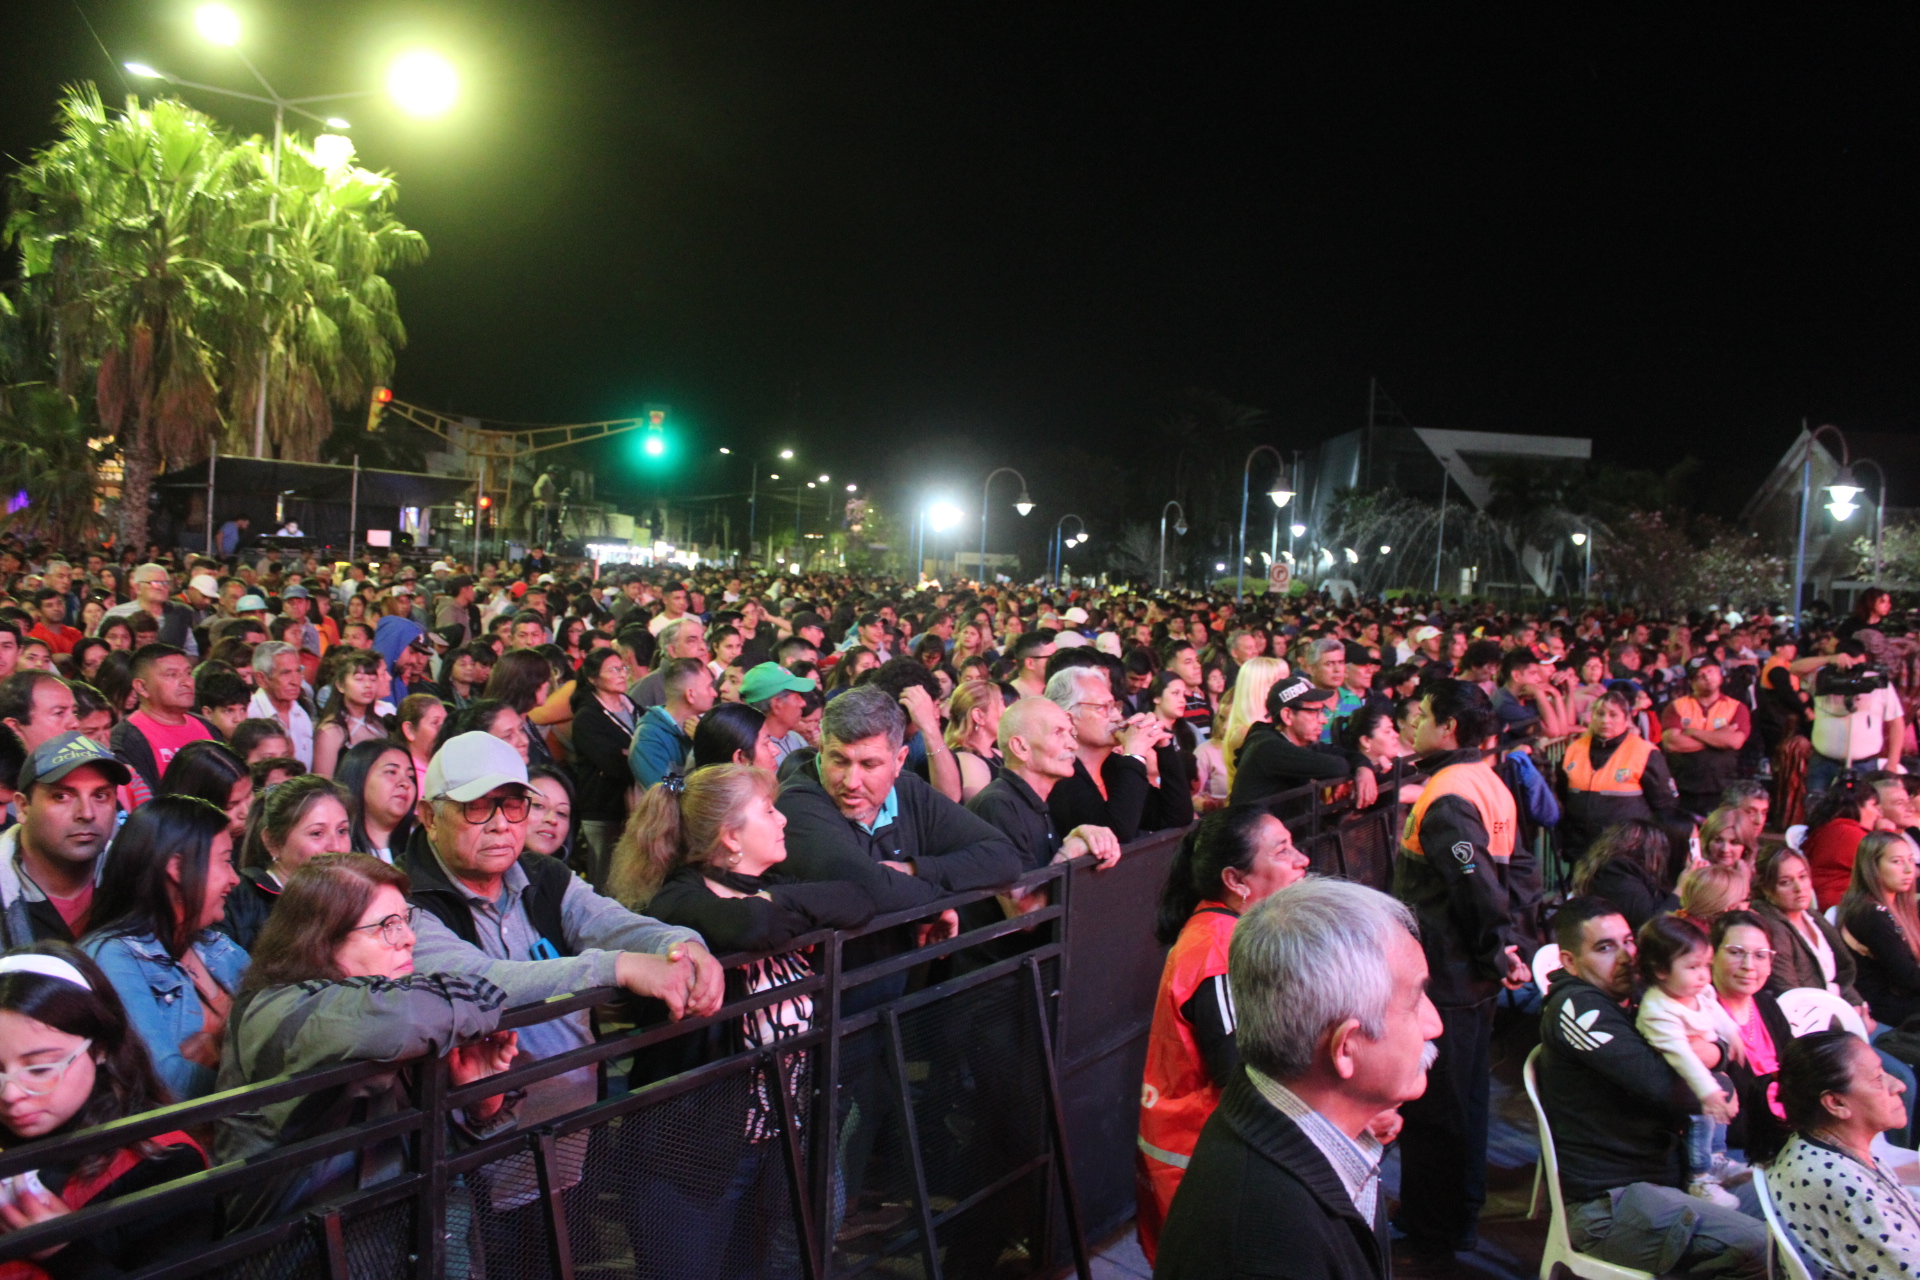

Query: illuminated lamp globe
[195,5,241,47]
[388,51,459,117]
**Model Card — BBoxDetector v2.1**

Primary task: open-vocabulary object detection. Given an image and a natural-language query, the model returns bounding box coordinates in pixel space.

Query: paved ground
[1092,1010,1549,1280]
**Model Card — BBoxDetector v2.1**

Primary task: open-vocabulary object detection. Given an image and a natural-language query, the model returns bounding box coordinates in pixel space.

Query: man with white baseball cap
[401,731,723,1139]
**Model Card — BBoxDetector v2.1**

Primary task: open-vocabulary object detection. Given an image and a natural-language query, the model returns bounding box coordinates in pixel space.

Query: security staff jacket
[1392,748,1520,1008]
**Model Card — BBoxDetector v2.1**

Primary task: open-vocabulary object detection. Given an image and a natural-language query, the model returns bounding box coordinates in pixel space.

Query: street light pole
[1159,501,1187,590]
[1052,514,1084,588]
[1237,445,1293,602]
[978,467,1034,585]
[1791,423,1857,634]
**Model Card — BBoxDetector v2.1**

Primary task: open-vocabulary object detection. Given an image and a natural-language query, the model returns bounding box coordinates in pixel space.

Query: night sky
[5,4,1918,529]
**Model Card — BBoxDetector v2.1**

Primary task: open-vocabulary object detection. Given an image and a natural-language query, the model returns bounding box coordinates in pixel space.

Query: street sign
[1269,562,1291,593]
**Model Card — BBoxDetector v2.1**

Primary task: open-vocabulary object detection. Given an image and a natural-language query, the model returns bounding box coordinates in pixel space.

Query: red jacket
[1806,817,1869,910]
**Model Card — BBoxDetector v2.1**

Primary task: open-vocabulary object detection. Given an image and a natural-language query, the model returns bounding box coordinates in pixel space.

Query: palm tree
[6,86,258,548]
[0,383,107,547]
[226,134,426,460]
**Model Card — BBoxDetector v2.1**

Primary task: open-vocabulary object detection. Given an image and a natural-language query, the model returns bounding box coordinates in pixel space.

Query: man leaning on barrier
[402,731,724,1112]
[1154,878,1443,1280]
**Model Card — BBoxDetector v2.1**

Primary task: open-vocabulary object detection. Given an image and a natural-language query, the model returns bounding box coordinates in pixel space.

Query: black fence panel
[0,796,1410,1280]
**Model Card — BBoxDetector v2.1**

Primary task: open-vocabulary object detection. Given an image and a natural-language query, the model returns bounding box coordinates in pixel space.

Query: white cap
[189,573,221,597]
[1063,606,1089,624]
[424,731,529,802]
[432,560,452,573]
[1053,631,1088,649]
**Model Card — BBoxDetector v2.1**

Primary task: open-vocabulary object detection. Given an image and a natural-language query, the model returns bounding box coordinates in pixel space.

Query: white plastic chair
[1521,1046,1658,1280]
[1752,1168,1815,1280]
[1775,987,1868,1038]
[1533,942,1564,998]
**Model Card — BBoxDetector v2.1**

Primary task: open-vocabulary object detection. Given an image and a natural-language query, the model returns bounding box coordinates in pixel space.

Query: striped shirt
[1244,1067,1385,1222]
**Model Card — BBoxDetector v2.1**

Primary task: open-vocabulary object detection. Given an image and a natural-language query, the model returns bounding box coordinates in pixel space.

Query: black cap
[1272,676,1337,710]
[18,732,132,790]
[792,611,826,633]
[1343,641,1380,666]
[1686,655,1721,673]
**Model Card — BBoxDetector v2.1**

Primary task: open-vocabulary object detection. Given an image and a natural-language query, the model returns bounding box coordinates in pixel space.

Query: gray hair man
[103,562,198,653]
[630,617,710,709]
[246,639,315,768]
[1042,664,1181,841]
[402,731,724,1202]
[1156,878,1441,1279]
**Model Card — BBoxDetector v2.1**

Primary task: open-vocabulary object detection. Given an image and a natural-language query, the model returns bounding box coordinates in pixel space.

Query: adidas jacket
[1536,974,1702,1205]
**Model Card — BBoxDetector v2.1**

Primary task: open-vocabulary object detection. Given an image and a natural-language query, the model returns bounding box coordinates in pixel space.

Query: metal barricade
[0,794,1400,1280]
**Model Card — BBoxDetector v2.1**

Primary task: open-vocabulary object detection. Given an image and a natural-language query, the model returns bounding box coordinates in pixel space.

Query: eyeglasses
[456,794,530,825]
[1072,699,1120,719]
[0,1041,92,1097]
[347,907,419,947]
[1721,945,1775,965]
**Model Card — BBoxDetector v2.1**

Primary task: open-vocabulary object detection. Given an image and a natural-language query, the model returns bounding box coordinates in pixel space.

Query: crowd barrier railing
[0,785,1408,1280]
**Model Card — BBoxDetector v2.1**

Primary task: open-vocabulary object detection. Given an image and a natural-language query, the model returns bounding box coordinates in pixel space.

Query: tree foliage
[3,85,424,548]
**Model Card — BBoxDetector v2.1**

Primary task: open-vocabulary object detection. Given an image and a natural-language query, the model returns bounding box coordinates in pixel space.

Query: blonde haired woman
[1677,860,1753,925]
[1218,656,1288,791]
[944,680,1005,803]
[609,765,876,953]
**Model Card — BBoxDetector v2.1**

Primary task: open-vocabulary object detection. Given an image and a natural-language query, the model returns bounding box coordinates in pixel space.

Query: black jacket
[1841,899,1920,1027]
[110,712,220,793]
[569,695,638,823]
[1047,752,1177,844]
[773,756,1022,897]
[1390,748,1519,1008]
[1537,974,1698,1205]
[214,867,280,952]
[1722,990,1794,1164]
[643,864,875,955]
[34,1138,211,1279]
[1228,723,1362,807]
[1584,857,1678,937]
[1154,1068,1387,1280]
[967,770,1060,874]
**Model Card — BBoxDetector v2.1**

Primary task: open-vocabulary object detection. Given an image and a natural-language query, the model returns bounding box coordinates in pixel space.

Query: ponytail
[1152,804,1275,946]
[607,782,686,907]
[1154,825,1207,946]
[607,763,779,907]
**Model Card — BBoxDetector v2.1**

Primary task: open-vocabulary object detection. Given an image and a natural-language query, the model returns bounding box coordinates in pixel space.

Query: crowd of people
[0,533,1911,1276]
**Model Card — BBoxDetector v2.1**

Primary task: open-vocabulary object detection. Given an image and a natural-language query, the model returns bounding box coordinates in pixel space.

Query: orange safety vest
[1136,902,1240,1264]
[1761,656,1801,696]
[1563,732,1655,797]
[1668,694,1741,736]
[1401,757,1517,862]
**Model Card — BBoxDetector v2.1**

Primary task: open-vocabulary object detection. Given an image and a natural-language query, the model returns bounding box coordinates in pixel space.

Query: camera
[1815,664,1890,698]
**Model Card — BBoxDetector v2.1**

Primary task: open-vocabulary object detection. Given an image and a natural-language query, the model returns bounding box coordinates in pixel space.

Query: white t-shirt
[1811,683,1902,763]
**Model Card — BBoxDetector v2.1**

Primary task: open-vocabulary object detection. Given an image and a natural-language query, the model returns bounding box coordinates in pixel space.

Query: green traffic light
[644,435,665,457]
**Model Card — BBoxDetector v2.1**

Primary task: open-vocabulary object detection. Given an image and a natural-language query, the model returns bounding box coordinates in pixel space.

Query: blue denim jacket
[84,929,250,1101]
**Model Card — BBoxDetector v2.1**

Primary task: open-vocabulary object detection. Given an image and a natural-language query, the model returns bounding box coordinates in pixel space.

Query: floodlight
[388,51,459,117]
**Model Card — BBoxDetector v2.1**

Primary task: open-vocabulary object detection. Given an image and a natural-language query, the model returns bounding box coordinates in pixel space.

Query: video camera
[1815,663,1890,698]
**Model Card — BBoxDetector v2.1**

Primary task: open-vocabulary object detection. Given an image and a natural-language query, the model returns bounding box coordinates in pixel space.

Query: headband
[0,955,91,992]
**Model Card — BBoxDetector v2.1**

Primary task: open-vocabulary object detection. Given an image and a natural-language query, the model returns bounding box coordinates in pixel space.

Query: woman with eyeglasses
[0,943,213,1273]
[81,797,247,1101]
[217,775,353,952]
[1705,909,1793,1163]
[217,853,520,1232]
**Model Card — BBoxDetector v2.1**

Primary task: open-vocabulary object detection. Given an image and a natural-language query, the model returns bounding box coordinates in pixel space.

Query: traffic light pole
[473,466,485,573]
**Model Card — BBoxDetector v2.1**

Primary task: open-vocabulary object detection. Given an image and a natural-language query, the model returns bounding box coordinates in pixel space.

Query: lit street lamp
[978,467,1034,584]
[1052,514,1085,587]
[1571,531,1591,600]
[1790,424,1887,632]
[1159,500,1188,590]
[1237,445,1293,601]
[126,7,458,457]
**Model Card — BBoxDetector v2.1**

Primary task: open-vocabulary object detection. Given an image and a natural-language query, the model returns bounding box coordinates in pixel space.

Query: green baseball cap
[738,662,817,703]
